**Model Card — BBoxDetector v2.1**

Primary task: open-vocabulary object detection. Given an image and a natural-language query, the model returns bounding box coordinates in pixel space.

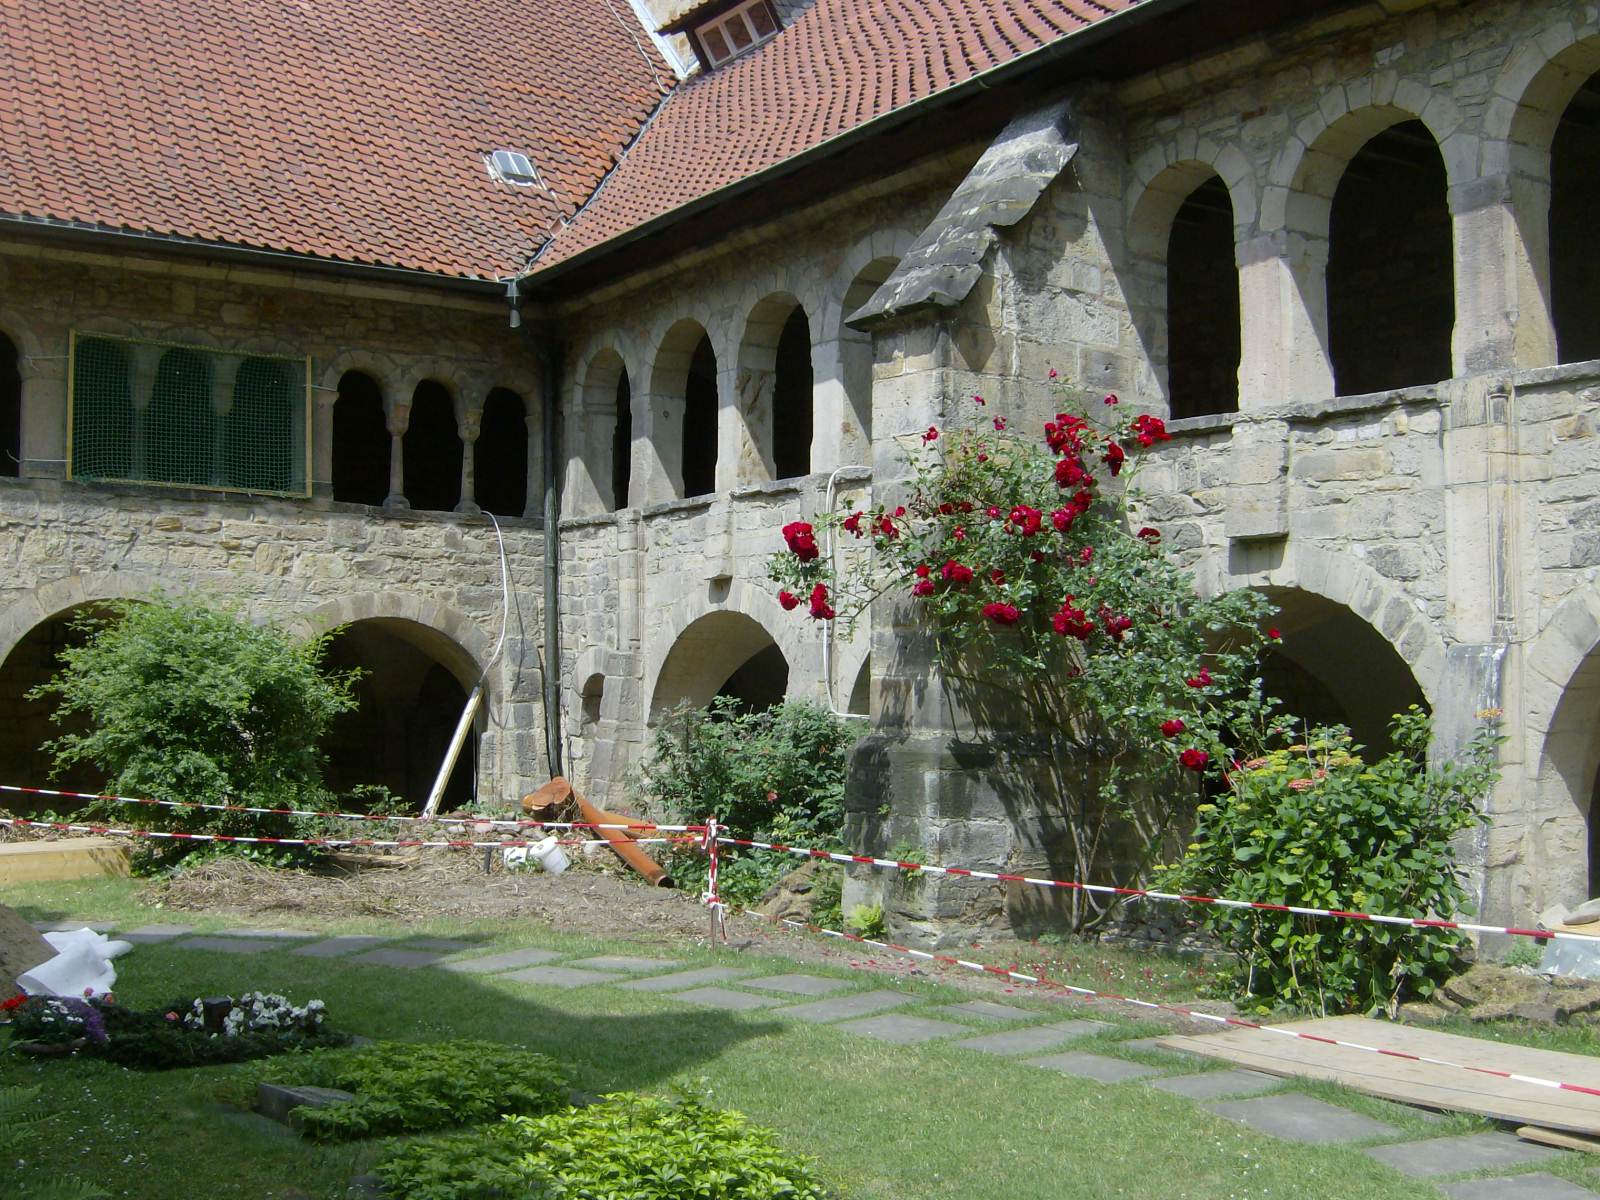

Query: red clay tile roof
[0,0,671,279]
[534,0,1135,271]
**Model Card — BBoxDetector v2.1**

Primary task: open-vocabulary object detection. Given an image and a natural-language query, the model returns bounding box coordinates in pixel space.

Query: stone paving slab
[1147,1070,1282,1100]
[670,987,786,1012]
[399,938,479,952]
[348,948,456,969]
[221,929,319,939]
[1203,1094,1399,1144]
[1442,1175,1599,1200]
[172,936,282,955]
[120,924,195,943]
[1362,1132,1564,1178]
[834,1014,968,1044]
[957,1020,1112,1056]
[616,967,755,992]
[292,935,392,959]
[500,965,623,989]
[442,948,564,974]
[566,955,678,973]
[738,973,853,996]
[936,1000,1036,1022]
[1121,1037,1205,1060]
[1028,1052,1164,1083]
[779,990,915,1024]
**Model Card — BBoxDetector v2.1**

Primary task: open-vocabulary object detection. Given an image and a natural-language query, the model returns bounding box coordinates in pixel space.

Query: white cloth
[17,928,131,998]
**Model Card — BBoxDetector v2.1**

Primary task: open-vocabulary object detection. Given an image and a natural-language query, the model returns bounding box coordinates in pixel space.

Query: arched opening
[475,387,528,518]
[840,258,898,452]
[332,370,390,505]
[772,307,813,479]
[69,337,133,481]
[319,619,478,811]
[147,348,215,486]
[0,331,19,477]
[1551,71,1600,363]
[683,335,718,498]
[1327,121,1453,396]
[613,370,632,510]
[1257,587,1428,759]
[403,380,461,512]
[226,357,297,492]
[1533,633,1600,912]
[1167,175,1240,418]
[580,673,605,735]
[848,654,871,717]
[0,606,113,809]
[650,611,789,722]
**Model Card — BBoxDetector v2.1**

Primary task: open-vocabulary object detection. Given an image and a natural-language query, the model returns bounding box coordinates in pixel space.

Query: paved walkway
[67,922,1600,1199]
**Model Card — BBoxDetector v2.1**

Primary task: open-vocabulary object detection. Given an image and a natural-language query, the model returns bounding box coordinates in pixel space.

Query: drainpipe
[542,344,564,779]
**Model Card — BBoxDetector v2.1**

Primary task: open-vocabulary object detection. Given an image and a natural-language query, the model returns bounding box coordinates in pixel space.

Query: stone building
[4,0,1600,941]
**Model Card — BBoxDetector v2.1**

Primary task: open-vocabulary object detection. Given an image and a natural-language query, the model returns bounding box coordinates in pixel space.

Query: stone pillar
[455,404,482,515]
[633,389,683,505]
[209,355,240,487]
[724,365,770,490]
[1451,173,1556,374]
[811,337,864,471]
[311,385,335,500]
[1237,231,1335,409]
[383,396,411,510]
[19,354,67,480]
[568,388,612,516]
[523,394,542,520]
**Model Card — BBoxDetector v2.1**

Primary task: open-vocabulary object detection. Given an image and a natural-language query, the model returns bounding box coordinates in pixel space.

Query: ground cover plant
[237,1039,570,1141]
[5,878,1597,1200]
[29,593,359,868]
[375,1093,831,1200]
[1156,709,1499,1015]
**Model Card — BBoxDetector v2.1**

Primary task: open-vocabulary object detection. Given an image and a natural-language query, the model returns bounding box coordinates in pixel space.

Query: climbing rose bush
[769,383,1285,930]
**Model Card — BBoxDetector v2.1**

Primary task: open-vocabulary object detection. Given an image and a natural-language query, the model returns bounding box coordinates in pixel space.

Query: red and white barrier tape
[747,908,1600,1101]
[717,835,1600,945]
[703,816,727,944]
[0,815,693,851]
[0,783,699,834]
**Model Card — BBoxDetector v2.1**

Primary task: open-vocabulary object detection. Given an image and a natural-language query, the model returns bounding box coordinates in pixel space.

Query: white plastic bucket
[529,835,569,874]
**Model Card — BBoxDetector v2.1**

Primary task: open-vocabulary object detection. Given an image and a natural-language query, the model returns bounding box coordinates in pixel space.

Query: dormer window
[692,0,780,68]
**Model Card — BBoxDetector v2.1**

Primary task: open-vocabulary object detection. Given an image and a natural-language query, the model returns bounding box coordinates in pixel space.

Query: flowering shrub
[769,384,1281,930]
[1156,709,1499,1015]
[6,996,108,1047]
[80,991,347,1070]
[180,992,328,1038]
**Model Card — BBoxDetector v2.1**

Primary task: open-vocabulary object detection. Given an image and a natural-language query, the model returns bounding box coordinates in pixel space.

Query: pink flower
[941,560,975,586]
[842,510,865,537]
[1079,546,1094,565]
[982,601,1021,626]
[782,521,819,562]
[778,590,801,612]
[1185,667,1212,689]
[164,1011,179,1022]
[972,393,986,406]
[1179,748,1210,773]
[1104,393,1119,406]
[987,506,1003,520]
[808,583,836,621]
[952,526,966,541]
[993,417,1007,431]
[922,426,939,444]
[1160,718,1186,738]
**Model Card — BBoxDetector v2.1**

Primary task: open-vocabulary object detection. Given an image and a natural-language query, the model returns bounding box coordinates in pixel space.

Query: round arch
[643,582,809,724]
[292,593,489,696]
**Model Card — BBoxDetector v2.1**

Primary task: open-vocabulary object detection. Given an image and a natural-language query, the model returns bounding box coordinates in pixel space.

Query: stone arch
[821,232,916,465]
[650,317,718,500]
[331,369,391,506]
[738,292,812,481]
[643,583,808,723]
[1127,158,1245,419]
[1192,543,1447,705]
[292,592,490,696]
[316,351,404,401]
[832,636,871,718]
[475,386,529,518]
[402,377,462,512]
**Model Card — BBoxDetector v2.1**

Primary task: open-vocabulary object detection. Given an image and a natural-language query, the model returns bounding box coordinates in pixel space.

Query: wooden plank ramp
[1159,1015,1600,1136]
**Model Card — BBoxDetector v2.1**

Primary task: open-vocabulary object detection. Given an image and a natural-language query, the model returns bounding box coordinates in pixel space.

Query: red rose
[1160,718,1185,737]
[1052,601,1093,640]
[993,417,1007,431]
[1130,414,1170,447]
[778,590,801,611]
[875,513,899,539]
[1185,667,1212,688]
[990,568,1006,585]
[1,993,25,1012]
[1102,441,1125,476]
[808,583,835,621]
[1008,505,1042,536]
[922,426,939,443]
[952,526,966,541]
[1048,368,1059,380]
[914,563,931,579]
[1268,627,1281,640]
[1137,527,1161,543]
[1045,414,1087,455]
[982,602,1021,626]
[1079,546,1093,565]
[842,510,865,537]
[972,393,986,406]
[941,560,974,586]
[1051,508,1075,534]
[987,506,1002,520]
[1104,393,1119,406]
[912,579,935,597]
[1101,610,1133,642]
[1179,748,1210,772]
[782,521,819,562]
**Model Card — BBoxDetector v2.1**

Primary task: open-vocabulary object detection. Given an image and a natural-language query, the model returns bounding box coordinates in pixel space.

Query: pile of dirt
[1401,962,1600,1026]
[0,902,55,993]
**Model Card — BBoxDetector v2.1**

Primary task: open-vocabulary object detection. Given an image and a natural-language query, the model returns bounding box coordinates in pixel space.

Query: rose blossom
[842,510,865,537]
[1185,667,1212,688]
[782,521,819,562]
[941,560,974,586]
[1160,718,1185,737]
[922,426,939,443]
[982,601,1021,626]
[778,590,801,611]
[808,583,835,621]
[1179,748,1210,772]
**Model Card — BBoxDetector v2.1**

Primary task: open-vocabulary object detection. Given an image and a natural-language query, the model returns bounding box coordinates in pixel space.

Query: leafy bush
[32,593,358,868]
[1157,709,1499,1015]
[88,994,348,1070]
[244,1039,569,1141]
[376,1093,830,1200]
[634,698,861,906]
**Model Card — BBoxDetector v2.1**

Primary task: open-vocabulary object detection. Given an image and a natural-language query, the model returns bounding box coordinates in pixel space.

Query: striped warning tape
[717,835,1600,945]
[735,905,1600,1101]
[0,783,698,834]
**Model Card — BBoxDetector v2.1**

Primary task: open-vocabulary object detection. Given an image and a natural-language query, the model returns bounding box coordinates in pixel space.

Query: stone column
[1451,173,1556,374]
[383,396,411,510]
[523,393,542,520]
[1237,231,1335,409]
[568,389,612,516]
[723,365,770,490]
[19,353,67,480]
[455,404,482,514]
[810,337,862,471]
[633,389,683,505]
[209,355,240,488]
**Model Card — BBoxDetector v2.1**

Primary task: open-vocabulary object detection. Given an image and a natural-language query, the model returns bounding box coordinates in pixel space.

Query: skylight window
[486,150,544,189]
[695,0,780,68]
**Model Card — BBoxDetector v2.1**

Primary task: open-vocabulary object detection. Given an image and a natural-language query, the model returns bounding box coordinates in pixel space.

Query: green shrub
[376,1093,831,1200]
[32,593,358,868]
[244,1040,569,1141]
[90,994,348,1070]
[1157,708,1499,1015]
[844,903,885,939]
[633,698,861,906]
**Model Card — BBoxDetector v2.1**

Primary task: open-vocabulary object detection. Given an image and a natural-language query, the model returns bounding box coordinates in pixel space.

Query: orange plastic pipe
[574,789,674,888]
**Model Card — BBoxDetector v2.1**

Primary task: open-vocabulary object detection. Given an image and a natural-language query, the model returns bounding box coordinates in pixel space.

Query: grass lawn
[7,877,1600,1200]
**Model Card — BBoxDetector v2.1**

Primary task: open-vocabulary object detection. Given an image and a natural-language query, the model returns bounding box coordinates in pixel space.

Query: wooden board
[1159,1015,1600,1136]
[0,838,129,885]
[1517,1126,1600,1155]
